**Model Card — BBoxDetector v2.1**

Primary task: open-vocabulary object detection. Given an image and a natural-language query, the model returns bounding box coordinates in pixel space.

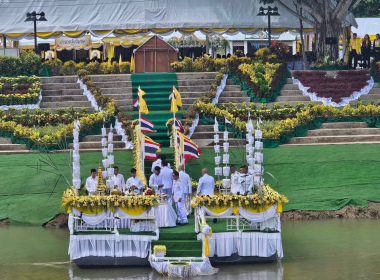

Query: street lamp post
[257,6,280,47]
[25,11,47,53]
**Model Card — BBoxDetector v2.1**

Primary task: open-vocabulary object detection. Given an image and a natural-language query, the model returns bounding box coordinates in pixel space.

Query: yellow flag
[139,88,149,114]
[173,86,182,107]
[119,54,122,64]
[131,55,135,73]
[170,93,178,113]
[107,57,111,67]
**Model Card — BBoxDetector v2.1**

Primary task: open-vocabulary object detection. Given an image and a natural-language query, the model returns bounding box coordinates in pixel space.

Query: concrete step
[280,90,304,96]
[0,138,12,144]
[42,83,80,90]
[93,81,132,88]
[180,91,246,98]
[320,122,368,129]
[275,96,311,102]
[176,73,217,80]
[0,143,27,150]
[306,128,380,136]
[282,141,380,147]
[255,101,324,108]
[282,84,300,90]
[57,148,128,153]
[349,100,380,105]
[101,93,131,100]
[354,93,380,100]
[178,85,241,92]
[0,150,38,154]
[194,125,214,132]
[287,135,380,144]
[218,97,250,103]
[42,95,89,102]
[191,131,233,140]
[40,76,78,83]
[81,134,123,142]
[40,101,92,108]
[41,89,84,96]
[90,74,131,82]
[287,78,294,84]
[192,138,245,148]
[68,141,126,149]
[177,79,214,86]
[100,88,133,95]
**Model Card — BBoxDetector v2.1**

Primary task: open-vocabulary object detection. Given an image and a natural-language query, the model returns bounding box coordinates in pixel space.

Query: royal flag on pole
[176,130,202,164]
[133,87,149,114]
[140,116,156,134]
[169,86,182,112]
[131,54,135,73]
[143,135,161,160]
[174,116,185,133]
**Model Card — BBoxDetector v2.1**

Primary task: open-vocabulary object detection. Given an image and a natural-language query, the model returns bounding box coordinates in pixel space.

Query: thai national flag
[133,96,139,109]
[144,137,161,160]
[183,138,202,164]
[140,116,156,134]
[174,116,185,133]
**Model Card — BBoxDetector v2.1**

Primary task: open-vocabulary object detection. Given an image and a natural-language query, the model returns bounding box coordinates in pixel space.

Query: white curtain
[293,76,374,107]
[69,234,158,260]
[130,220,158,232]
[150,258,218,276]
[72,208,110,226]
[149,204,177,227]
[201,206,233,217]
[212,74,228,104]
[200,232,283,259]
[77,79,101,111]
[238,205,277,222]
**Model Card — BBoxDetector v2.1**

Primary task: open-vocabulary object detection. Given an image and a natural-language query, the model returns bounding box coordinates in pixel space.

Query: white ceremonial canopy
[0,0,357,38]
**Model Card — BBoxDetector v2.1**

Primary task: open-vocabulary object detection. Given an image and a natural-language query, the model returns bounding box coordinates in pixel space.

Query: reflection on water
[1,219,380,280]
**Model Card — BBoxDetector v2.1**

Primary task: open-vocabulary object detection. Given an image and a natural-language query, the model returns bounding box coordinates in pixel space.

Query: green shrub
[20,53,42,74]
[44,59,63,76]
[119,62,131,74]
[60,61,76,76]
[85,61,101,75]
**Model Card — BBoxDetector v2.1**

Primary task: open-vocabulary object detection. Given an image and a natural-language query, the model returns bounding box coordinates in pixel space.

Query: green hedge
[0,53,42,76]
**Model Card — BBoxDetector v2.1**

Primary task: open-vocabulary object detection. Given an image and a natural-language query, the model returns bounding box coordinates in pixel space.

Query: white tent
[352,18,380,37]
[0,0,357,40]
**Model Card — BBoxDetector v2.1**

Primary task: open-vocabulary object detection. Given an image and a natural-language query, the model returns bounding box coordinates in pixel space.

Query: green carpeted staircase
[151,215,203,257]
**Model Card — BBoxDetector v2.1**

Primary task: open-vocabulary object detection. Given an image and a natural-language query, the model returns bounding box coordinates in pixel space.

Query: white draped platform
[150,258,218,276]
[198,231,283,259]
[69,233,158,260]
[149,203,177,228]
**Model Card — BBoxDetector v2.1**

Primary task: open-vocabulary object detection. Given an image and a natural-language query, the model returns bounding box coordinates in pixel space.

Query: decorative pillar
[244,41,248,56]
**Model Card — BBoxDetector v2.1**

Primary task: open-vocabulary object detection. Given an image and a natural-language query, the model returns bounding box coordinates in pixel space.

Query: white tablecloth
[149,203,177,227]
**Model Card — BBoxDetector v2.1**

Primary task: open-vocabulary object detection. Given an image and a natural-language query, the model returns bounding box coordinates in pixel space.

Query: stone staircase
[283,122,380,147]
[68,128,127,152]
[177,73,250,109]
[0,138,33,154]
[191,123,246,148]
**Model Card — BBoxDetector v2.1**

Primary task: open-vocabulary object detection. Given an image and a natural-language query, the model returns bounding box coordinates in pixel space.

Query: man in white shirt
[172,171,188,225]
[113,166,125,192]
[238,165,253,195]
[151,155,171,173]
[85,168,97,196]
[196,168,215,196]
[126,168,144,194]
[230,165,240,195]
[160,161,173,200]
[179,165,192,214]
[149,166,163,193]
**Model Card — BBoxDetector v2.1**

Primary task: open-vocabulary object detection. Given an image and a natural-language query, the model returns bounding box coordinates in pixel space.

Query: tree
[353,0,380,17]
[261,0,362,59]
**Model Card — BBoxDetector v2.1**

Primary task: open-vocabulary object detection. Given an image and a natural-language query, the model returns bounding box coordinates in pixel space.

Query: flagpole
[138,86,144,177]
[172,86,179,171]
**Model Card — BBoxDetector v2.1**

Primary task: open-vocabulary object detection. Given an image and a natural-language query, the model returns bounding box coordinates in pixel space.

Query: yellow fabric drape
[131,55,135,73]
[202,217,212,257]
[204,204,230,214]
[63,31,86,37]
[5,33,26,38]
[151,28,173,34]
[276,203,283,213]
[71,206,107,215]
[119,206,147,216]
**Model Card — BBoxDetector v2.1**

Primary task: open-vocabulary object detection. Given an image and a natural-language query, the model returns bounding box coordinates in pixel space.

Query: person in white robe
[113,166,125,192]
[85,168,97,196]
[196,168,215,196]
[172,171,188,225]
[151,155,171,173]
[238,165,254,195]
[149,166,163,193]
[126,168,144,194]
[230,165,240,194]
[160,161,173,200]
[179,165,192,214]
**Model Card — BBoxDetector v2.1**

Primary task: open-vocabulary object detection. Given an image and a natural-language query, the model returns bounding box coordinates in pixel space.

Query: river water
[1,219,380,280]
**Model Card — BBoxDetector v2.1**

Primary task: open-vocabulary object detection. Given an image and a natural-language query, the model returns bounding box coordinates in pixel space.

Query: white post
[243,41,248,56]
[138,86,144,176]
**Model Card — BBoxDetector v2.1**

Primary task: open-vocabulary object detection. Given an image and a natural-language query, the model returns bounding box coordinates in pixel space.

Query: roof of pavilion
[0,0,357,40]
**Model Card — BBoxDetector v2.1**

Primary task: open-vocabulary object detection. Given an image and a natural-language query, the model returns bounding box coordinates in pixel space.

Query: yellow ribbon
[202,218,212,257]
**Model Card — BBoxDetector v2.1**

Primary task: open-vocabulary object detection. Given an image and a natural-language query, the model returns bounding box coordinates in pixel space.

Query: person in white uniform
[196,168,215,196]
[238,165,254,195]
[160,161,173,200]
[172,171,188,225]
[113,166,125,192]
[179,165,192,214]
[126,168,144,194]
[149,166,163,193]
[230,165,240,195]
[85,168,97,196]
[151,155,171,173]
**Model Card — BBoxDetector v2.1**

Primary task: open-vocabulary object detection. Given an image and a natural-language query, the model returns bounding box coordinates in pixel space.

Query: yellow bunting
[205,205,230,214]
[119,206,147,216]
[202,217,212,257]
[276,203,283,213]
[73,206,107,215]
[131,55,135,73]
[232,206,239,215]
